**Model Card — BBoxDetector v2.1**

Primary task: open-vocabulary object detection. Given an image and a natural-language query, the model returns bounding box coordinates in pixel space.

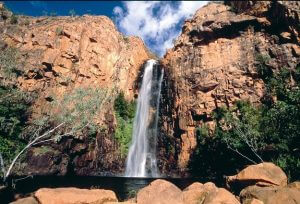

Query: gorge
[0,1,300,203]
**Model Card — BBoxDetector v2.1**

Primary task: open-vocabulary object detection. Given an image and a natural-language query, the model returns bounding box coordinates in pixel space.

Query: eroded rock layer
[0,8,152,175]
[160,1,300,172]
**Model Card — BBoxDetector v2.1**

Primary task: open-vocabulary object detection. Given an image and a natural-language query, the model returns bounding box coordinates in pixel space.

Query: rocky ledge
[159,1,300,172]
[9,162,300,204]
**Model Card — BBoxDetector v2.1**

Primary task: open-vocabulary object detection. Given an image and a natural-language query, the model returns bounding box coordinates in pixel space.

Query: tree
[69,9,76,17]
[217,101,264,164]
[1,86,109,181]
[114,92,136,157]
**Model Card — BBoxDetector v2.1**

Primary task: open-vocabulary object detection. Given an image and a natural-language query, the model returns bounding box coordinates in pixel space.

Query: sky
[4,1,208,57]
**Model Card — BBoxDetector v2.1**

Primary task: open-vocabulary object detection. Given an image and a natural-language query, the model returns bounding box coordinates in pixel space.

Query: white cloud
[113,1,208,57]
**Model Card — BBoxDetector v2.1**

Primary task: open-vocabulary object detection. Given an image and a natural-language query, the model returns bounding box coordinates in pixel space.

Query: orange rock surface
[35,187,118,204]
[160,1,300,171]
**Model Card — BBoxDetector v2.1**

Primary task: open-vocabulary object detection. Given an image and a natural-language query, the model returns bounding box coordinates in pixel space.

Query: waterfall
[125,59,163,177]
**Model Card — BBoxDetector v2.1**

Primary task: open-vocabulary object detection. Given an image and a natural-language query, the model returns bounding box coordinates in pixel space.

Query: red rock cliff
[0,6,152,175]
[160,1,300,172]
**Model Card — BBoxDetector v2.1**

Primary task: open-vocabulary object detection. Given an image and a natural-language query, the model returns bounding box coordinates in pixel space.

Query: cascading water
[125,59,163,177]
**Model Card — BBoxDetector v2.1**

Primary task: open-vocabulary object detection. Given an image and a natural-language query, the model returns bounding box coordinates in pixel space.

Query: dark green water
[2,176,216,203]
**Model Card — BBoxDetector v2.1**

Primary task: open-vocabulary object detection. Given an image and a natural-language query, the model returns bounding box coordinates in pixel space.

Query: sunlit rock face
[2,14,151,101]
[0,10,152,175]
[160,1,300,173]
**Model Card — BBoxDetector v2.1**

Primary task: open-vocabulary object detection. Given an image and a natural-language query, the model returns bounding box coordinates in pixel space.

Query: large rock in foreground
[136,179,240,204]
[240,185,300,204]
[136,179,183,204]
[183,182,240,204]
[35,187,118,204]
[10,197,38,204]
[227,162,288,187]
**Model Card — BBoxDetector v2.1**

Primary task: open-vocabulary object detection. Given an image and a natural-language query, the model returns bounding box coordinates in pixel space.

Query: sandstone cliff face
[160,1,300,172]
[0,8,152,175]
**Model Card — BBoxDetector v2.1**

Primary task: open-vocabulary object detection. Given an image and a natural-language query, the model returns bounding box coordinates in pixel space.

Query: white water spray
[125,59,163,177]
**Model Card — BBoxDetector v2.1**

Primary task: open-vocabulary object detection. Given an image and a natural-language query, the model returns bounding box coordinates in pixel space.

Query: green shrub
[10,14,18,24]
[0,86,30,175]
[55,27,63,36]
[114,92,135,120]
[51,87,107,136]
[190,62,300,182]
[69,9,76,17]
[114,92,136,157]
[0,47,21,82]
[22,86,107,145]
[115,114,133,156]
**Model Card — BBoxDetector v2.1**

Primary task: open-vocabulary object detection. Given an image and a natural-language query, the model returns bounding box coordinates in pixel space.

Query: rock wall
[0,6,152,175]
[160,1,300,172]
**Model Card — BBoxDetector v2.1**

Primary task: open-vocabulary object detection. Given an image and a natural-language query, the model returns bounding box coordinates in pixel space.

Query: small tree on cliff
[215,101,264,164]
[1,87,109,182]
[69,9,76,17]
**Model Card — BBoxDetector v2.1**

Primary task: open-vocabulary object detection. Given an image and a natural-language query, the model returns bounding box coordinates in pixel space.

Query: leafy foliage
[217,101,264,164]
[114,92,136,157]
[114,92,135,120]
[55,27,63,36]
[10,14,18,24]
[190,58,300,182]
[0,47,31,176]
[0,87,31,178]
[69,9,76,17]
[0,47,22,82]
[49,87,107,138]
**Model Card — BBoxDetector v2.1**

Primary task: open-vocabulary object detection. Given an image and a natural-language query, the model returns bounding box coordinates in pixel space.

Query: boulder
[227,162,287,187]
[202,188,240,204]
[182,182,205,204]
[136,179,183,204]
[242,198,264,204]
[288,181,300,191]
[182,182,240,204]
[35,187,118,204]
[10,197,39,204]
[240,185,300,204]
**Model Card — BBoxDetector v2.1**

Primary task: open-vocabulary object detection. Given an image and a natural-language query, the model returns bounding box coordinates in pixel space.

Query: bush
[114,92,135,120]
[0,47,22,82]
[22,86,108,145]
[114,114,133,156]
[190,62,300,182]
[10,14,18,24]
[69,9,76,17]
[114,92,136,157]
[0,86,30,176]
[51,87,107,136]
[55,27,63,36]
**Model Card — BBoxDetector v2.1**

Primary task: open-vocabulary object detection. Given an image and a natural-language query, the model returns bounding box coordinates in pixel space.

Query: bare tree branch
[0,153,6,177]
[227,145,257,164]
[235,124,264,163]
[4,122,64,181]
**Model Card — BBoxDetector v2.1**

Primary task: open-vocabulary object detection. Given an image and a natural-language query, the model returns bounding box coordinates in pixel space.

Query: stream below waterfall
[2,176,221,202]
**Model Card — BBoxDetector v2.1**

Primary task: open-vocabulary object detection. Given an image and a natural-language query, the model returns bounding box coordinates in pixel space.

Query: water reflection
[5,176,209,202]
